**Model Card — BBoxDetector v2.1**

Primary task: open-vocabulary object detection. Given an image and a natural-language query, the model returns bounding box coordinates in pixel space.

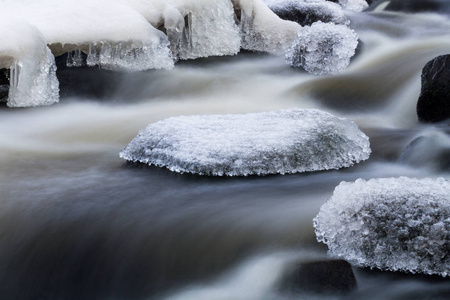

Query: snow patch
[120,108,371,176]
[314,177,450,277]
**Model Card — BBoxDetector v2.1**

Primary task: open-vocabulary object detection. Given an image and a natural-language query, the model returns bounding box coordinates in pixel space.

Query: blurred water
[0,8,450,300]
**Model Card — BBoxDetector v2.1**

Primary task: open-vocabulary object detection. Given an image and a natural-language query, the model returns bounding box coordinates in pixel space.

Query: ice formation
[120,109,371,176]
[314,177,450,277]
[0,20,59,107]
[286,21,358,75]
[264,0,350,26]
[338,0,369,12]
[234,0,301,54]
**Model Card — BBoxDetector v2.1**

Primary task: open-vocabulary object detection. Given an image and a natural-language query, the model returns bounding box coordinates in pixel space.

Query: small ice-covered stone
[120,109,370,176]
[286,21,358,75]
[314,177,450,277]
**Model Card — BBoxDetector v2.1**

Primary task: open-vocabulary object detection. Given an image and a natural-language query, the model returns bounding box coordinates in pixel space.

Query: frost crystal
[286,21,358,75]
[314,177,450,277]
[120,109,370,176]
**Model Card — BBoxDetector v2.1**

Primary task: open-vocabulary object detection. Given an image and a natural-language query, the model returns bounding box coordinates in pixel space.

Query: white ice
[235,0,301,54]
[286,21,359,75]
[314,177,450,277]
[0,19,59,107]
[120,108,371,176]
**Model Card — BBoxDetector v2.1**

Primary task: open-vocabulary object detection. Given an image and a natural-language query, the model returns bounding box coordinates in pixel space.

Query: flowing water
[0,8,450,300]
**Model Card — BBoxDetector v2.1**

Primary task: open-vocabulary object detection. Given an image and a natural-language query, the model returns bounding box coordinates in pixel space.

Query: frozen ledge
[314,177,450,277]
[120,108,371,176]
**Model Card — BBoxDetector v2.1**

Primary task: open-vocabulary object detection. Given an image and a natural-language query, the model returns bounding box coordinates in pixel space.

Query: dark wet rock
[279,259,357,294]
[267,0,349,26]
[367,0,450,14]
[400,132,450,171]
[0,69,9,102]
[417,55,450,123]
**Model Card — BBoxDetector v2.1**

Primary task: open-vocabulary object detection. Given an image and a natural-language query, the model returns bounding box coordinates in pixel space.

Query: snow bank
[314,177,450,277]
[286,21,358,75]
[120,109,370,176]
[0,20,59,107]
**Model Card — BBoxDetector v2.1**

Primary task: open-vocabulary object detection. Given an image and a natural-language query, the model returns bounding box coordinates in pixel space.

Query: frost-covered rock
[314,177,450,277]
[0,20,59,107]
[286,21,358,75]
[120,109,371,176]
[265,0,350,26]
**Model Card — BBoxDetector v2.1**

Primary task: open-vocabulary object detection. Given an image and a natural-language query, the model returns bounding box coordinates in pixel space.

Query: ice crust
[264,0,350,26]
[286,21,358,75]
[313,177,450,277]
[120,109,371,176]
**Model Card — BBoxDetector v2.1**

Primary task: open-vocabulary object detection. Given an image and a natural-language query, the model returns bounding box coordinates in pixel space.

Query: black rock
[279,259,357,295]
[417,55,450,123]
[0,69,9,102]
[268,1,348,27]
[367,0,450,14]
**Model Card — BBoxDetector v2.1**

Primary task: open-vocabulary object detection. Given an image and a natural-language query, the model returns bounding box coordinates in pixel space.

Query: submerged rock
[286,21,358,75]
[120,108,370,176]
[400,130,450,172]
[279,259,356,294]
[417,55,450,123]
[314,177,450,277]
[265,0,349,26]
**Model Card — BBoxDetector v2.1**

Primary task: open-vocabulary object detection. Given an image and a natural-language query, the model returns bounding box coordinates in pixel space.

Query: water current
[0,7,449,300]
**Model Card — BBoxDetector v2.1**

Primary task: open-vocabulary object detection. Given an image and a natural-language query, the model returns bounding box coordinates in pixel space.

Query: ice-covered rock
[120,109,371,176]
[0,20,59,107]
[286,21,358,75]
[314,177,450,277]
[265,0,350,26]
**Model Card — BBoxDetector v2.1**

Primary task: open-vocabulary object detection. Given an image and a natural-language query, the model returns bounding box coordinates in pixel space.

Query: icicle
[86,43,99,67]
[66,49,84,67]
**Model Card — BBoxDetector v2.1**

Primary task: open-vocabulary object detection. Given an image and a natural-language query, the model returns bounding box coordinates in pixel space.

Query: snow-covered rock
[314,177,450,277]
[120,109,371,176]
[265,0,350,26]
[286,21,358,75]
